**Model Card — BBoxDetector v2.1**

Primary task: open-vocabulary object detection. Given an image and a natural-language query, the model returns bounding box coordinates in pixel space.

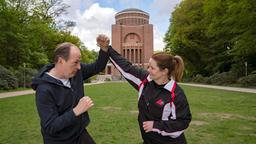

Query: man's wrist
[73,108,79,116]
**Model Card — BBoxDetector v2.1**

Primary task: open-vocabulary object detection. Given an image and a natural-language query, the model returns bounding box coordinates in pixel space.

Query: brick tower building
[106,8,153,79]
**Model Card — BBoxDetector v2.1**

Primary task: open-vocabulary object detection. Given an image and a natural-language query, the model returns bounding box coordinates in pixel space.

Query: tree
[80,44,98,63]
[164,0,256,78]
[0,0,91,69]
[164,0,209,76]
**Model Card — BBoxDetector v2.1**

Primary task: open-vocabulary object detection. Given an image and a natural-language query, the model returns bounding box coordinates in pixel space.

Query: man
[31,35,110,144]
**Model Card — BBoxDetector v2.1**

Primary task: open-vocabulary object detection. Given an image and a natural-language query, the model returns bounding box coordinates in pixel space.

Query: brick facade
[106,8,153,79]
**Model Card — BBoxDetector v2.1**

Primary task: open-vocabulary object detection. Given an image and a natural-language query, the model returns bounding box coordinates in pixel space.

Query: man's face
[60,46,81,79]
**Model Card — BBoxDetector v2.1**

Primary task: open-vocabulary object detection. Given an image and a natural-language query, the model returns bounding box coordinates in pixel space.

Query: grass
[0,82,255,144]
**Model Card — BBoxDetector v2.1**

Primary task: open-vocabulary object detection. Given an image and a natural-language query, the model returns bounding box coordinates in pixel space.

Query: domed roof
[116,8,149,16]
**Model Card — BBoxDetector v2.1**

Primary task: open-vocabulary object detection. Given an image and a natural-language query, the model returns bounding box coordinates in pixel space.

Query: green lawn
[0,82,255,144]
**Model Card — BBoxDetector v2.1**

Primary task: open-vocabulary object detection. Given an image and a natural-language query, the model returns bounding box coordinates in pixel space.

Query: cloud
[117,0,145,8]
[149,0,181,29]
[69,3,116,51]
[63,0,93,19]
[61,0,180,51]
[154,27,166,51]
[149,0,181,51]
[151,0,181,17]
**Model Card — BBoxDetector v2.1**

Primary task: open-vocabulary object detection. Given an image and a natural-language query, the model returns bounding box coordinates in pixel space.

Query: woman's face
[147,58,168,81]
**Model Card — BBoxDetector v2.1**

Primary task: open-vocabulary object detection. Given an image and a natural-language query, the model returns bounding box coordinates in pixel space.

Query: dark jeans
[80,129,96,144]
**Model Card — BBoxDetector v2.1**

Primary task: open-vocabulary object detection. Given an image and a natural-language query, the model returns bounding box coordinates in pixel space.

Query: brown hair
[53,42,76,63]
[151,52,184,82]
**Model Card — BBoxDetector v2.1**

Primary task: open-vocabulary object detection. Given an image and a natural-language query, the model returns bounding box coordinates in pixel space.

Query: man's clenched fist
[73,96,94,116]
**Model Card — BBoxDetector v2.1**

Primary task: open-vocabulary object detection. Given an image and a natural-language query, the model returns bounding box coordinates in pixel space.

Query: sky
[62,0,182,51]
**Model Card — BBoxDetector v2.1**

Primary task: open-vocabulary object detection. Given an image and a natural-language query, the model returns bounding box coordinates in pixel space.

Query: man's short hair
[53,42,76,63]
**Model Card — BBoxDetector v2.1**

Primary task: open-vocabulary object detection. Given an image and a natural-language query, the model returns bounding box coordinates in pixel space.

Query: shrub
[237,74,256,86]
[105,78,111,81]
[84,78,91,83]
[191,74,210,84]
[13,66,38,87]
[208,72,237,85]
[0,65,18,90]
[0,79,9,90]
[84,75,97,83]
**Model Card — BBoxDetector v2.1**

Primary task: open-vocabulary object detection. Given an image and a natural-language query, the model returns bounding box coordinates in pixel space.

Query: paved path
[0,82,255,99]
[0,82,105,99]
[0,90,35,99]
[179,83,256,94]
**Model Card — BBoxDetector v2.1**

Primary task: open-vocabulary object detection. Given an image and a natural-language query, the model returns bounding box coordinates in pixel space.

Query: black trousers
[80,129,96,144]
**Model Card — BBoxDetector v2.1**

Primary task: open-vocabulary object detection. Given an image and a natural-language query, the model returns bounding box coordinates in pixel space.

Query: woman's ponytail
[152,53,185,82]
[172,55,184,82]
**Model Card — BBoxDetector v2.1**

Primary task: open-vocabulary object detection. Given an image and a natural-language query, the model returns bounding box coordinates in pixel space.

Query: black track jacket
[109,46,192,144]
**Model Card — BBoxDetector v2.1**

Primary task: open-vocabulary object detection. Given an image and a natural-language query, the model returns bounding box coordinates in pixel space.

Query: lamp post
[23,63,26,88]
[244,61,247,86]
[245,61,247,77]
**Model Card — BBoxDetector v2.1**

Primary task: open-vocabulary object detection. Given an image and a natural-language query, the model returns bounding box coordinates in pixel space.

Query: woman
[108,45,192,144]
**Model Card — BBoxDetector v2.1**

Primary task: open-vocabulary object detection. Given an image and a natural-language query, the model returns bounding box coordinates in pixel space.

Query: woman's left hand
[143,121,154,133]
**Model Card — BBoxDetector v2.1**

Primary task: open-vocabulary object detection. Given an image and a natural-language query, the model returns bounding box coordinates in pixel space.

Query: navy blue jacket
[31,50,109,144]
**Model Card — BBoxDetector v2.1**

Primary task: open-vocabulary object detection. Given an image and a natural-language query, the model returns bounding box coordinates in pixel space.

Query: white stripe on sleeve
[152,128,184,138]
[110,57,141,86]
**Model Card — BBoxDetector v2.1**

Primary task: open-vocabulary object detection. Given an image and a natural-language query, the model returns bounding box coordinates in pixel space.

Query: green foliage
[237,74,256,86]
[105,78,111,81]
[165,0,256,79]
[12,66,38,87]
[208,72,237,85]
[80,44,98,63]
[191,74,209,84]
[0,0,96,70]
[84,78,91,83]
[0,65,17,90]
[0,0,99,90]
[191,71,238,85]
